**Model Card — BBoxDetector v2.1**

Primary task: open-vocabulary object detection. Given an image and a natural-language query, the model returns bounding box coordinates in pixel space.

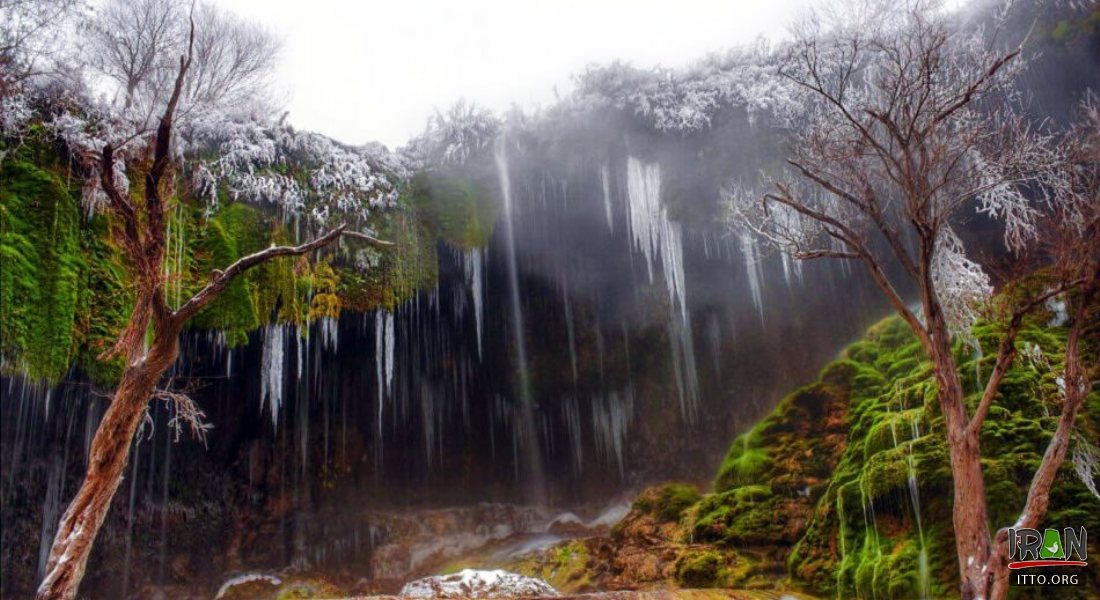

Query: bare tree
[0,0,81,95]
[726,1,1095,598]
[84,0,183,111]
[34,21,386,600]
[84,0,280,128]
[179,1,281,114]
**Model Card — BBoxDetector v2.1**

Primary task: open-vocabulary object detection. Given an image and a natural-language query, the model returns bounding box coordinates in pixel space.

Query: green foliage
[784,314,1100,599]
[337,207,436,312]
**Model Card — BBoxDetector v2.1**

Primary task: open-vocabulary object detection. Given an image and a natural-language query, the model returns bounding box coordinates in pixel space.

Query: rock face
[400,569,558,598]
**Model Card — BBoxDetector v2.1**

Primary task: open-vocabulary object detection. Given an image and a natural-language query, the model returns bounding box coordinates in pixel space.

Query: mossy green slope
[700,313,1100,599]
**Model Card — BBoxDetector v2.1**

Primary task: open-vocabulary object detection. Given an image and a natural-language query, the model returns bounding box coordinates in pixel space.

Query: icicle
[739,233,765,323]
[320,316,338,352]
[260,324,286,431]
[384,312,395,396]
[624,155,698,420]
[625,156,660,284]
[375,311,385,438]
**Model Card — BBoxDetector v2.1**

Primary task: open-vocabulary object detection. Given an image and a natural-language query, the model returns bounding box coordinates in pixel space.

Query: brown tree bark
[35,329,181,600]
[920,270,993,600]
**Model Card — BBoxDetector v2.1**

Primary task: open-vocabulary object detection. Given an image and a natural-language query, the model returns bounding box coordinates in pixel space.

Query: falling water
[600,162,614,233]
[562,278,579,386]
[495,137,547,503]
[905,414,931,600]
[888,404,931,600]
[462,248,486,359]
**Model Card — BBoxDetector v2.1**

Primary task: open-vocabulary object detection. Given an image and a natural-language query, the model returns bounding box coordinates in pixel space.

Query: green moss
[675,550,727,588]
[0,141,84,381]
[408,169,498,250]
[781,313,1100,599]
[633,483,703,522]
[0,126,452,384]
[517,539,594,593]
[188,203,264,345]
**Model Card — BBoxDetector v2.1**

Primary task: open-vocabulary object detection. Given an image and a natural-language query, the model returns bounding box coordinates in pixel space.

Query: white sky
[210,0,815,149]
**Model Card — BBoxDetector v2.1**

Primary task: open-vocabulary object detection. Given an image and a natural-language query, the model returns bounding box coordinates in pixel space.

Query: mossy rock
[633,482,703,523]
[675,550,727,588]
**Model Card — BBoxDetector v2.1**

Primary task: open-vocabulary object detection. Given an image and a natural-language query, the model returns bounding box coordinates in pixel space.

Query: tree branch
[341,229,395,248]
[172,224,347,324]
[144,12,194,265]
[967,282,1083,437]
[1004,265,1097,532]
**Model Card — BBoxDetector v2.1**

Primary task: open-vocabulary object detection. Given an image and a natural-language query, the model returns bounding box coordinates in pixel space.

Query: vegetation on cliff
[0,135,497,387]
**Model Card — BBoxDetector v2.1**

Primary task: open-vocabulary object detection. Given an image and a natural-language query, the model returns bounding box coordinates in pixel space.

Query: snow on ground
[400,568,558,598]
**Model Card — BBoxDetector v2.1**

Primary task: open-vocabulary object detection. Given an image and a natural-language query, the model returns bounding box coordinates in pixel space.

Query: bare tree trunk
[35,331,181,600]
[929,335,993,600]
[918,257,994,600]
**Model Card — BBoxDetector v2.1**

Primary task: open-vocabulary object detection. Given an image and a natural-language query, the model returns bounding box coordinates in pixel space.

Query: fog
[209,0,815,148]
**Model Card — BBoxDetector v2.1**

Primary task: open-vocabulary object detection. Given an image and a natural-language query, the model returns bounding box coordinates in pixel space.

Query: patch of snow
[400,569,557,599]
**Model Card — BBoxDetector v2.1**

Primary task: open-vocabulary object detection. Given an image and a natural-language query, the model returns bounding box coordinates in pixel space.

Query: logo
[1008,527,1088,570]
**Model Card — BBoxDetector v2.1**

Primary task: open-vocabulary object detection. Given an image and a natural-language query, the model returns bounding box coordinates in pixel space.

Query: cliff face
[0,123,887,598]
[510,313,1099,600]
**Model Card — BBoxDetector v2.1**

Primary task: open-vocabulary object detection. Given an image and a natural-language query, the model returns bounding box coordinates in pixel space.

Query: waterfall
[36,454,65,579]
[905,413,931,600]
[495,137,546,502]
[562,396,584,475]
[462,248,486,360]
[591,390,634,479]
[562,279,578,387]
[624,155,698,420]
[600,162,614,233]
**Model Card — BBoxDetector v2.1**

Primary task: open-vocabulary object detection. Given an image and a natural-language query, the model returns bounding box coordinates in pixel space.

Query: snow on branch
[404,99,500,167]
[187,114,405,223]
[931,227,993,336]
